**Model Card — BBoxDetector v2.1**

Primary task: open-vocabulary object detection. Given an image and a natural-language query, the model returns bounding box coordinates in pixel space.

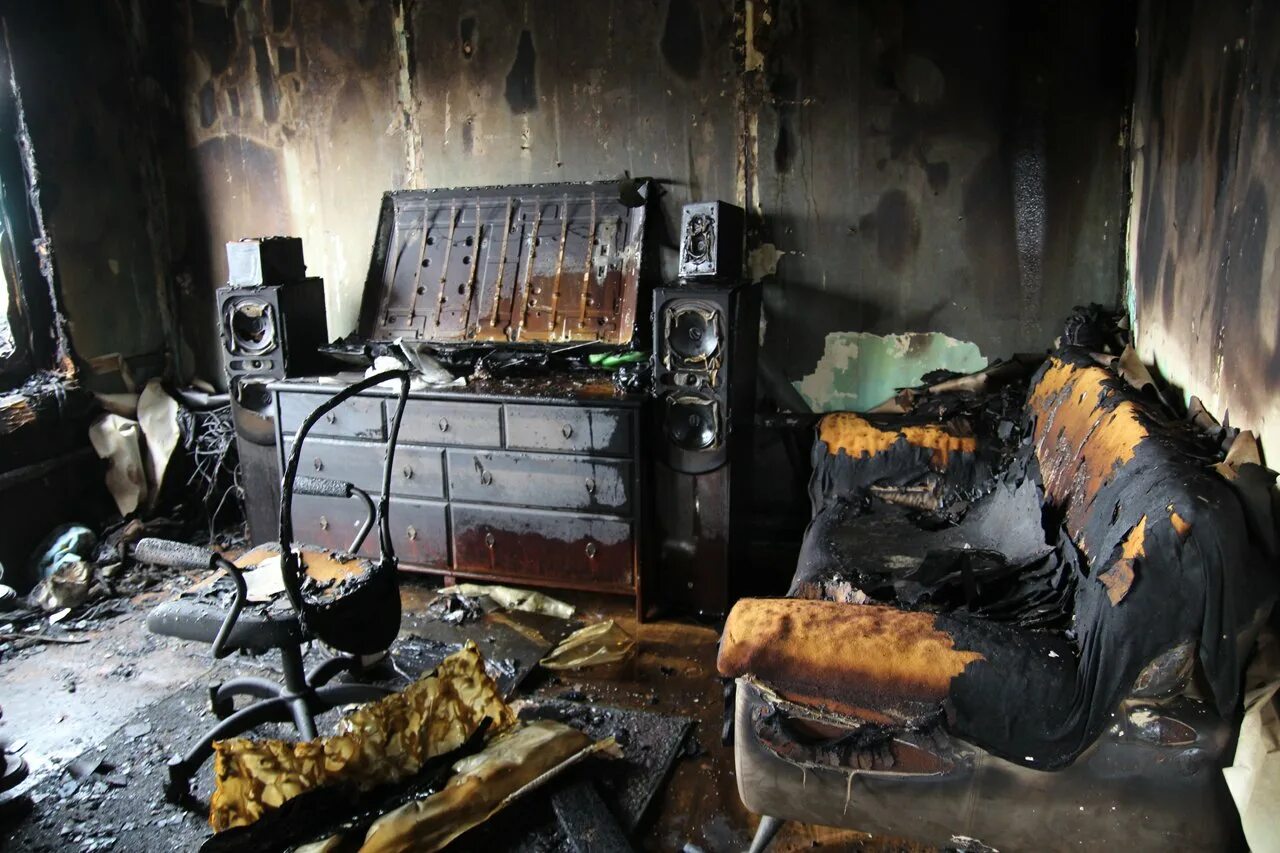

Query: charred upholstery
[723,345,1277,776]
[719,599,984,724]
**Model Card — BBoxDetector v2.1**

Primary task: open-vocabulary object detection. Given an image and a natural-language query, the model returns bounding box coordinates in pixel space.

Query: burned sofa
[719,343,1277,851]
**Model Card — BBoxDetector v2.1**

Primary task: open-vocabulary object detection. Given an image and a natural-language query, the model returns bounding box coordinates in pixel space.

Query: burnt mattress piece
[761,345,1277,770]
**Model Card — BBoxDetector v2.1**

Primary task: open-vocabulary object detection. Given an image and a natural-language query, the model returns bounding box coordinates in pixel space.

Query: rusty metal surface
[1128,0,1280,457]
[360,183,647,346]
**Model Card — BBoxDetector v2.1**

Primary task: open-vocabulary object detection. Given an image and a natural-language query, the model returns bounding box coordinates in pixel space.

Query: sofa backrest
[808,412,993,515]
[1023,348,1273,718]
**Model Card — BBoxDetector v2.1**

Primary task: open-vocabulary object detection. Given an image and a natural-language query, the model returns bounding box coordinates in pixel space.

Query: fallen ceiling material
[354,720,613,853]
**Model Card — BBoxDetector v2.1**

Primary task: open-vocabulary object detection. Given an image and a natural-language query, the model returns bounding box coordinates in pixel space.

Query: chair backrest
[277,368,412,654]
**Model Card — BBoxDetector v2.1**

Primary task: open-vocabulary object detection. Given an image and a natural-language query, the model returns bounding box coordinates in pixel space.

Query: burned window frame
[0,20,69,391]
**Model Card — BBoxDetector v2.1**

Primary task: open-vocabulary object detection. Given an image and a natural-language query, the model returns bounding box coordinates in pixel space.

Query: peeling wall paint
[792,330,988,412]
[1127,0,1280,458]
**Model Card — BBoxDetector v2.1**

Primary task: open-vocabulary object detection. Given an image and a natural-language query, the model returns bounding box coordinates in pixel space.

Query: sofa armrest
[717,598,985,725]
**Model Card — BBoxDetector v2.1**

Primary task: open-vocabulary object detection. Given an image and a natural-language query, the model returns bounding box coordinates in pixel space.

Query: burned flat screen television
[357,181,651,352]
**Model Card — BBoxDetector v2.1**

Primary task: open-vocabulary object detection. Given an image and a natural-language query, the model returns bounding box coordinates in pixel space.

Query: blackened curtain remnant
[772,324,1277,769]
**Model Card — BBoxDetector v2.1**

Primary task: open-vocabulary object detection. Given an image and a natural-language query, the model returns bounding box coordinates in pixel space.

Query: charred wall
[174,0,1130,404]
[748,1,1131,409]
[1127,0,1280,457]
[3,1,179,383]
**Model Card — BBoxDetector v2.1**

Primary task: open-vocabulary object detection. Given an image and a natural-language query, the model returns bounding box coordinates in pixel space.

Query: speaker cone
[667,305,721,365]
[665,396,718,451]
[682,213,715,266]
[227,298,277,356]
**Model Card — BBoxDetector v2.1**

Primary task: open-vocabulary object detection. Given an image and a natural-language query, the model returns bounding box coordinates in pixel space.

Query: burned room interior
[1,0,1279,850]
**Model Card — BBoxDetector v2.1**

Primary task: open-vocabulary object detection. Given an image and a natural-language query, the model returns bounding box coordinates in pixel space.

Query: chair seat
[147,598,305,652]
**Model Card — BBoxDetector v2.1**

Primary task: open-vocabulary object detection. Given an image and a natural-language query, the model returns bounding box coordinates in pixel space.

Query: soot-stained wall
[4,2,177,379]
[173,0,1129,405]
[1128,0,1280,457]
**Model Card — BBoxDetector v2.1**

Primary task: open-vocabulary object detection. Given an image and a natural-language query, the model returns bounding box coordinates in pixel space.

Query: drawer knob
[585,478,596,494]
[319,515,329,531]
[325,412,337,424]
[480,471,493,486]
[438,417,450,432]
[561,423,574,439]
[484,531,496,548]
[313,458,324,472]
[406,525,417,541]
[584,541,597,558]
[402,465,414,479]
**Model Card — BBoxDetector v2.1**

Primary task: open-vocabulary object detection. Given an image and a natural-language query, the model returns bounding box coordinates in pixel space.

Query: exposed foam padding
[718,598,984,725]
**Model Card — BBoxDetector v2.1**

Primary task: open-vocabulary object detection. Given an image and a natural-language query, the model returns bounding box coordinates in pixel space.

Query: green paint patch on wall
[793,331,988,412]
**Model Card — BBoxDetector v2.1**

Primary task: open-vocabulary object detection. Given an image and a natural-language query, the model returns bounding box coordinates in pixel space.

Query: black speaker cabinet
[678,201,744,281]
[217,278,328,382]
[230,386,280,546]
[652,282,759,616]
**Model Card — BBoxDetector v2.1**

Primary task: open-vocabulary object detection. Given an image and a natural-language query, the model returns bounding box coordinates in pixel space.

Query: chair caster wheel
[209,685,233,720]
[163,760,192,805]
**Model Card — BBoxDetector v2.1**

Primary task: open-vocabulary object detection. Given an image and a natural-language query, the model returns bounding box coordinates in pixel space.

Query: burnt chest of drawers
[270,378,647,614]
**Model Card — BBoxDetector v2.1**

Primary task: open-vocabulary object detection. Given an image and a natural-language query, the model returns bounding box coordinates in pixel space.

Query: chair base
[164,647,393,804]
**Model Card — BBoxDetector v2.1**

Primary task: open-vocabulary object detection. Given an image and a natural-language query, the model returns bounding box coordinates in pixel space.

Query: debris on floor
[210,642,514,831]
[356,720,615,853]
[541,620,637,672]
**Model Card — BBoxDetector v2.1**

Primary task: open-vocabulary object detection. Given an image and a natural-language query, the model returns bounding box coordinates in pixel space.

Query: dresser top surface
[269,372,647,407]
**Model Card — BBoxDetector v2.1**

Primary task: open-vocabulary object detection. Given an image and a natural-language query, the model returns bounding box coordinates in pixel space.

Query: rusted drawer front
[284,439,445,499]
[451,504,633,590]
[504,404,632,456]
[289,495,448,568]
[279,392,385,440]
[397,400,502,447]
[446,450,631,514]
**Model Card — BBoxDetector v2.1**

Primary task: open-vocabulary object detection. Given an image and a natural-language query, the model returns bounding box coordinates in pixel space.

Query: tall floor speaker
[219,238,328,545]
[652,282,759,617]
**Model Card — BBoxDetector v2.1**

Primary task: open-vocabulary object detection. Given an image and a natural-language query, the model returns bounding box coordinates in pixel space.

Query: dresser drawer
[289,494,449,568]
[284,439,445,499]
[451,504,633,590]
[279,391,384,440]
[397,400,502,447]
[504,404,632,456]
[447,450,631,514]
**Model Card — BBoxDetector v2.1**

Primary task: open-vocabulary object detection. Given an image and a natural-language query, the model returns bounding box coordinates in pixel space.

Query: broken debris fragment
[540,620,636,671]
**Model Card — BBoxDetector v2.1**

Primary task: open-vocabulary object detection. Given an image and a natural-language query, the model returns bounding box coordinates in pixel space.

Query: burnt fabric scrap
[732,342,1278,770]
[209,642,515,831]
